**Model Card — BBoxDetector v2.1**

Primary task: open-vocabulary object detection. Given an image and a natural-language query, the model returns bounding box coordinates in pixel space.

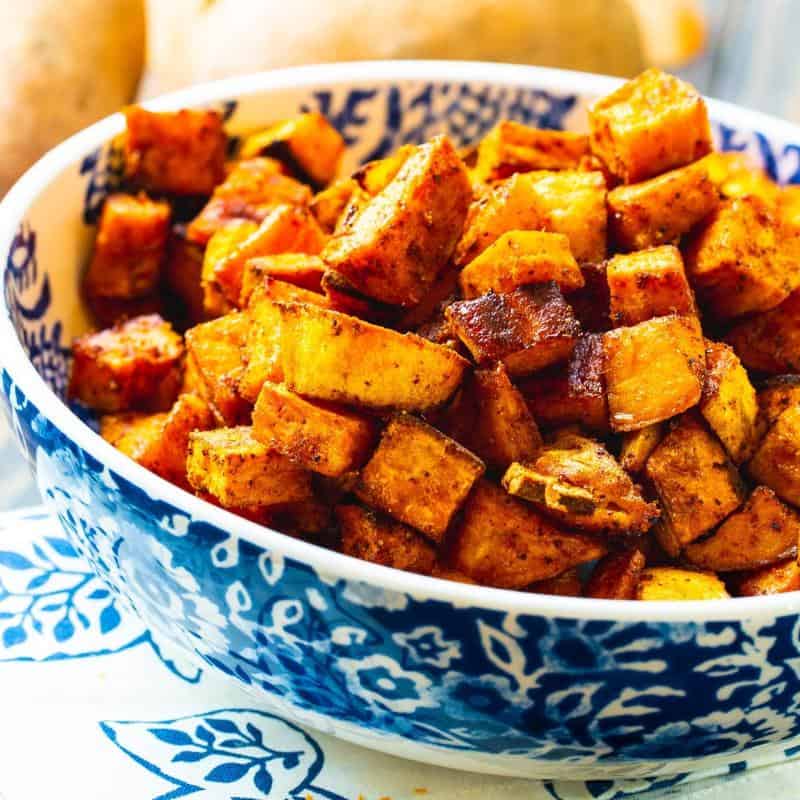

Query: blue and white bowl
[2,62,800,780]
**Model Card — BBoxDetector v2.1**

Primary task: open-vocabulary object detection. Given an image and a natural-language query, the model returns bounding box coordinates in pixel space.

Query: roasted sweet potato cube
[645,413,745,554]
[202,221,259,316]
[337,504,436,575]
[69,314,183,413]
[448,480,607,589]
[586,549,646,599]
[749,404,800,507]
[186,157,311,245]
[310,178,358,233]
[184,312,251,425]
[211,204,326,306]
[352,145,416,195]
[318,270,399,324]
[474,120,589,182]
[455,170,607,266]
[619,423,664,474]
[446,283,581,377]
[568,262,612,333]
[684,196,796,319]
[725,289,800,374]
[322,136,471,306]
[635,567,729,601]
[274,302,469,411]
[699,341,759,464]
[269,498,333,540]
[84,193,171,301]
[240,253,326,305]
[502,430,659,534]
[607,161,719,251]
[253,382,376,477]
[604,314,706,431]
[684,486,799,571]
[520,333,609,432]
[356,414,484,542]
[758,375,800,428]
[123,106,227,196]
[240,112,345,188]
[528,568,583,597]
[700,152,780,204]
[459,230,584,299]
[735,558,800,596]
[101,393,215,487]
[588,68,712,184]
[164,227,206,327]
[606,245,696,326]
[187,426,312,509]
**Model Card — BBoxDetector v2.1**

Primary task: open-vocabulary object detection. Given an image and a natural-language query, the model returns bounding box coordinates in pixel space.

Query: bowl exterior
[2,65,800,779]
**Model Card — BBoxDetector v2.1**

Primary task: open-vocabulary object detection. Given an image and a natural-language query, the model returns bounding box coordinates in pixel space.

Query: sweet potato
[351,145,416,195]
[569,261,611,332]
[239,253,326,305]
[635,567,729,601]
[201,221,259,316]
[586,549,646,599]
[163,226,206,327]
[528,568,583,597]
[758,375,800,428]
[735,558,800,596]
[356,414,485,543]
[319,269,398,323]
[310,177,358,233]
[749,404,800,507]
[619,423,663,474]
[700,152,780,204]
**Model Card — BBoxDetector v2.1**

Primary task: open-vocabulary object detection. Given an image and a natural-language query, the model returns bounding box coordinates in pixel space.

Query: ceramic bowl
[2,62,800,781]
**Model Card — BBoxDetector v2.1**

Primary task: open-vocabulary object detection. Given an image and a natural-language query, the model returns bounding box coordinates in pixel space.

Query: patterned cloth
[0,507,796,799]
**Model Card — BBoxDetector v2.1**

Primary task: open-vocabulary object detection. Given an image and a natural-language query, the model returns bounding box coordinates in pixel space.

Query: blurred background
[1,0,798,508]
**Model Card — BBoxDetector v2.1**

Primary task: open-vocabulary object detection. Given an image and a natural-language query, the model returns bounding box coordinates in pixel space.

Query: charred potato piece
[459,230,584,299]
[645,413,745,554]
[604,314,705,431]
[683,486,799,571]
[356,414,485,543]
[323,136,471,306]
[446,283,581,377]
[337,504,436,575]
[528,568,583,597]
[123,106,227,196]
[352,145,416,195]
[84,193,171,301]
[758,375,800,428]
[164,227,206,327]
[699,341,759,464]
[318,269,398,323]
[187,426,312,509]
[588,68,711,184]
[252,382,376,477]
[69,314,183,413]
[502,431,658,534]
[635,567,729,601]
[586,549,646,599]
[749,404,800,507]
[201,221,259,316]
[310,178,358,234]
[240,253,326,305]
[448,479,607,589]
[240,112,345,189]
[606,245,696,327]
[569,261,611,333]
[735,558,800,596]
[607,161,719,251]
[619,423,664,474]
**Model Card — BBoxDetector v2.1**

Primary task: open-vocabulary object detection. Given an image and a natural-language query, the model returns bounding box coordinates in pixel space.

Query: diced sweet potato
[684,196,796,319]
[352,145,416,195]
[474,121,589,182]
[735,558,800,596]
[68,314,184,413]
[123,106,227,196]
[240,253,326,305]
[700,152,780,204]
[455,170,607,266]
[645,413,745,554]
[202,221,259,316]
[604,314,706,431]
[758,375,800,428]
[725,289,800,374]
[269,498,334,540]
[528,568,583,597]
[635,567,729,601]
[448,479,607,589]
[430,564,478,584]
[699,341,759,463]
[588,68,712,184]
[84,193,171,301]
[273,302,469,411]
[459,230,584,299]
[502,430,659,534]
[586,549,646,599]
[606,245,696,326]
[319,269,398,323]
[164,227,206,327]
[187,426,312,509]
[322,136,471,306]
[619,423,663,473]
[568,261,612,332]
[184,312,251,425]
[240,112,345,188]
[749,404,800,507]
[683,486,799,571]
[101,393,215,487]
[252,382,376,477]
[336,504,436,575]
[520,333,609,432]
[446,283,581,377]
[310,178,358,233]
[356,414,485,542]
[85,293,167,330]
[607,161,719,251]
[186,157,311,244]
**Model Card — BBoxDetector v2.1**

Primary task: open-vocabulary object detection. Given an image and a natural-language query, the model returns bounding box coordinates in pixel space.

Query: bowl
[2,61,800,781]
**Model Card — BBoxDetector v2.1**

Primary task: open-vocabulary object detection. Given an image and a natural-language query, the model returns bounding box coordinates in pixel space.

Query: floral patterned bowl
[2,62,800,780]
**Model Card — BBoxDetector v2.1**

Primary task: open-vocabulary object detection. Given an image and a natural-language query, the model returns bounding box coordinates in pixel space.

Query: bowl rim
[2,59,799,624]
